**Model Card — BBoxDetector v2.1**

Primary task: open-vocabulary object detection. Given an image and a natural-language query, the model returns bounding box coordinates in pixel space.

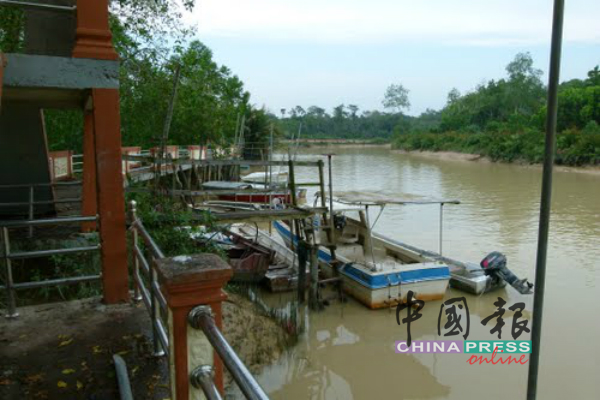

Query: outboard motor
[481,252,534,294]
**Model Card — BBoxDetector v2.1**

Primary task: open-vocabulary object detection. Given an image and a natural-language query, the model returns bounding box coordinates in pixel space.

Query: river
[251,146,600,399]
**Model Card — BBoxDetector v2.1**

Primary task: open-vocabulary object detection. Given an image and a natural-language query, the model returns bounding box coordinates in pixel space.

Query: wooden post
[297,240,307,303]
[318,159,335,259]
[155,254,232,400]
[288,159,297,207]
[92,88,129,303]
[81,112,97,232]
[309,243,320,310]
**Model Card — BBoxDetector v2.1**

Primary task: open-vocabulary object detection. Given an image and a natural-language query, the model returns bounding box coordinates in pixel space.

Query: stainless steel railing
[0,181,82,238]
[127,200,268,399]
[128,201,169,357]
[188,306,269,400]
[0,215,100,318]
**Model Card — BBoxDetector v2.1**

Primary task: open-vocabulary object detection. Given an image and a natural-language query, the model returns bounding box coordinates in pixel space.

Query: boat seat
[336,243,365,262]
[339,225,359,244]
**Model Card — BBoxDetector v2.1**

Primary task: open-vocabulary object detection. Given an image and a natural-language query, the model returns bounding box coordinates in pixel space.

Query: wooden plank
[191,207,326,224]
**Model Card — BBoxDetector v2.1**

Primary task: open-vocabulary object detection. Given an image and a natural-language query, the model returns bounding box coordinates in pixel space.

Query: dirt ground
[0,293,290,399]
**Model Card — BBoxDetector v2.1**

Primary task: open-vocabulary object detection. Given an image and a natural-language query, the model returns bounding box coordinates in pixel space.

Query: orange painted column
[81,112,97,232]
[155,254,233,399]
[72,0,128,302]
[92,88,129,303]
[72,0,118,61]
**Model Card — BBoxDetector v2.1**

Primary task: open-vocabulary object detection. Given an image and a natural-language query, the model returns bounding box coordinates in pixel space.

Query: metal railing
[0,0,76,12]
[128,201,268,399]
[188,306,269,400]
[72,154,83,175]
[128,201,169,357]
[0,181,82,238]
[0,215,100,318]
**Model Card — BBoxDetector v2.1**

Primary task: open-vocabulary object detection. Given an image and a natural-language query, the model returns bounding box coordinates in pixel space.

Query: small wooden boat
[226,231,275,283]
[229,224,301,292]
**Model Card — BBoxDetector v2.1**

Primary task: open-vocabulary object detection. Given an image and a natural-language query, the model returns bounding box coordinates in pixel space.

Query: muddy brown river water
[248,146,599,399]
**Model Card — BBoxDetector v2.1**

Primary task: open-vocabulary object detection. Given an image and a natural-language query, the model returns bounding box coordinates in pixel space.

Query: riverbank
[393,148,600,176]
[282,139,390,148]
[393,128,600,167]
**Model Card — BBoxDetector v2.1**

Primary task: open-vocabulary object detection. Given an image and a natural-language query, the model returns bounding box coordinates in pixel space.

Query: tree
[383,84,410,114]
[506,52,542,83]
[293,105,306,118]
[587,66,600,87]
[332,104,347,120]
[307,106,326,118]
[447,88,461,104]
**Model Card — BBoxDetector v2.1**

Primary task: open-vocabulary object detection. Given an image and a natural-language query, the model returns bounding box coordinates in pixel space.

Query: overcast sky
[184,0,600,116]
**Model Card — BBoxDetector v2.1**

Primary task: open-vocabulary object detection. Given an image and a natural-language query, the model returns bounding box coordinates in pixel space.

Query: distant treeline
[395,55,600,166]
[277,53,599,166]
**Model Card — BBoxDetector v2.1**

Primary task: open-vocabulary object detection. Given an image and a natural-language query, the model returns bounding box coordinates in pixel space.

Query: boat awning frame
[315,191,460,207]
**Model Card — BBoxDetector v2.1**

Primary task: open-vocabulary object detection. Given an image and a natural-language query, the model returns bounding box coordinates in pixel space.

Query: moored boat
[273,193,459,308]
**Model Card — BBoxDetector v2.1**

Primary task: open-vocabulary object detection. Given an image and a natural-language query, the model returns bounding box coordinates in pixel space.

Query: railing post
[28,185,34,238]
[2,227,18,318]
[154,254,232,400]
[129,201,142,302]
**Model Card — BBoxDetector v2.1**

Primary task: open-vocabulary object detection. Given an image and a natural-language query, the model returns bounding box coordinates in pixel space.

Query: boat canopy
[316,191,460,207]
[241,171,288,184]
[202,181,253,190]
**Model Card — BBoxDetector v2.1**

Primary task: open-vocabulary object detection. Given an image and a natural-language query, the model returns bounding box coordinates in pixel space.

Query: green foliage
[127,191,222,257]
[3,235,102,305]
[0,6,24,52]
[394,128,600,166]
[382,83,411,113]
[393,56,600,167]
[18,0,257,153]
[278,105,413,140]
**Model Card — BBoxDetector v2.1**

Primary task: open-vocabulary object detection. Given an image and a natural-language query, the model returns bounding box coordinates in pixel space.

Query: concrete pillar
[92,88,129,303]
[81,112,97,232]
[155,254,232,400]
[72,0,118,61]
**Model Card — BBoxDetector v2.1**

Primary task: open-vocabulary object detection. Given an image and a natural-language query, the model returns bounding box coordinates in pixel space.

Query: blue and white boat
[274,192,458,309]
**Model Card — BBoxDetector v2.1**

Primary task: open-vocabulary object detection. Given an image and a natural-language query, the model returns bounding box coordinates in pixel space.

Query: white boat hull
[274,221,450,309]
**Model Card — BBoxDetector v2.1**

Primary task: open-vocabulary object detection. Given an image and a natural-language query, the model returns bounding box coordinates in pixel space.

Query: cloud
[187,0,600,46]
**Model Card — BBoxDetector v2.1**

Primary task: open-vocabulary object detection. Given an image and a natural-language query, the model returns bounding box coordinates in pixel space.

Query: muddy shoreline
[392,149,600,176]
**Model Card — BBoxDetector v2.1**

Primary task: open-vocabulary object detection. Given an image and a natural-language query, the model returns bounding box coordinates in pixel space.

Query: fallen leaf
[33,390,48,399]
[92,346,102,354]
[58,339,73,347]
[62,369,76,375]
[57,381,68,388]
[0,378,11,385]
[24,374,45,383]
[131,366,139,376]
[76,381,83,390]
[122,335,131,340]
[117,350,129,356]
